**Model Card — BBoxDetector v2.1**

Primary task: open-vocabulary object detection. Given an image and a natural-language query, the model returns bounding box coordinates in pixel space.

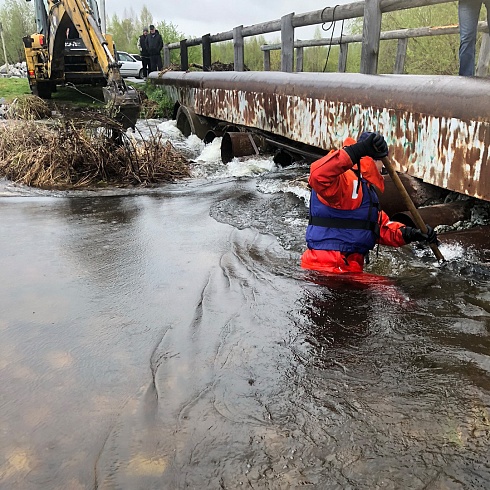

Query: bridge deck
[150,71,490,202]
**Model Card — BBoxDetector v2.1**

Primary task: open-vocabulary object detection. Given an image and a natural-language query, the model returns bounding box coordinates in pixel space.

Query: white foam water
[256,177,310,206]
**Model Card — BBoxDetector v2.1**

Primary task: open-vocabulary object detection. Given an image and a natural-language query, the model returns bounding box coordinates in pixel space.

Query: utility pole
[0,22,9,75]
[99,0,106,34]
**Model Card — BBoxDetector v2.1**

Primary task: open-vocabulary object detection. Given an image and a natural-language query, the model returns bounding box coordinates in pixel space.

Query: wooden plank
[293,0,451,28]
[261,22,489,50]
[281,13,294,73]
[242,20,282,37]
[233,26,245,72]
[169,0,452,47]
[360,0,382,74]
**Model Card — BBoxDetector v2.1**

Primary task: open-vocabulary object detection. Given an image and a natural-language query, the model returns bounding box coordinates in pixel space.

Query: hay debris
[0,116,190,189]
[6,95,52,120]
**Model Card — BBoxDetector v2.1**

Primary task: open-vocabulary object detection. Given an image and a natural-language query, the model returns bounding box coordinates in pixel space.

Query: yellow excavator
[23,0,140,129]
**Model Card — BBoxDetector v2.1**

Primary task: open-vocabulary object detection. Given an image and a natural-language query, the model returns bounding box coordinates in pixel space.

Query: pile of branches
[0,114,190,189]
[6,95,52,120]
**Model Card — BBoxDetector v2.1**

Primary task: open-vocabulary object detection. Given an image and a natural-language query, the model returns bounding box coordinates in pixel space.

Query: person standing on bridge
[137,28,151,79]
[147,24,164,74]
[458,0,490,76]
[301,132,438,274]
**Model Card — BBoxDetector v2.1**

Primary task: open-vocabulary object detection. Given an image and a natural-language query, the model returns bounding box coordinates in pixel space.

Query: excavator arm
[59,0,118,80]
[61,0,140,128]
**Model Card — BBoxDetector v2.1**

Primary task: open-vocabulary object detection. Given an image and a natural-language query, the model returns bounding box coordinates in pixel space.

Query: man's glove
[401,225,438,245]
[343,132,389,165]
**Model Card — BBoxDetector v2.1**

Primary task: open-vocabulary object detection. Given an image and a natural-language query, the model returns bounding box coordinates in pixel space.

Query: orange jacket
[301,141,406,274]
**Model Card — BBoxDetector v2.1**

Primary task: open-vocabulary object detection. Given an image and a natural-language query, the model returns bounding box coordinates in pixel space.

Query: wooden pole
[180,40,189,71]
[163,44,170,68]
[281,13,294,73]
[360,0,382,74]
[233,25,244,71]
[202,34,211,71]
[338,43,348,72]
[295,46,304,72]
[263,49,271,71]
[381,156,445,262]
[394,37,408,74]
[476,31,490,76]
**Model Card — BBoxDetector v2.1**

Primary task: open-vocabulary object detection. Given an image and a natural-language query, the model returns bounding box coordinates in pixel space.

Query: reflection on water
[1,126,489,488]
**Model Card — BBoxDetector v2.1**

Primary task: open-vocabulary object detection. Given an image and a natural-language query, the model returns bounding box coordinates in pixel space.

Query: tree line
[0,0,486,75]
[0,0,36,64]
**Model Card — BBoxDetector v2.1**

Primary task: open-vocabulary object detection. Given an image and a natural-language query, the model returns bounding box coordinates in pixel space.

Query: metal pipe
[221,132,265,163]
[203,130,222,144]
[175,105,212,139]
[273,149,298,166]
[391,201,473,228]
[263,138,324,161]
[204,125,240,144]
[150,72,490,202]
[379,174,448,217]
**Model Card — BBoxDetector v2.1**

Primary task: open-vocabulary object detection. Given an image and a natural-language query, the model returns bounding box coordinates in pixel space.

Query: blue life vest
[306,178,380,255]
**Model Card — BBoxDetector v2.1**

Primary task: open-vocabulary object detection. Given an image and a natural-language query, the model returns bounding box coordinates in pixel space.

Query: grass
[0,77,174,118]
[51,85,106,108]
[0,78,108,107]
[0,78,31,101]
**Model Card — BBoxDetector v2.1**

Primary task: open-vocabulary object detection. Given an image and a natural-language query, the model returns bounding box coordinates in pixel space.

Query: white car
[117,51,143,79]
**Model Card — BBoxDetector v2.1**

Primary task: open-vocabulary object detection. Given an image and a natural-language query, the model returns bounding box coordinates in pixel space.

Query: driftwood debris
[0,108,190,189]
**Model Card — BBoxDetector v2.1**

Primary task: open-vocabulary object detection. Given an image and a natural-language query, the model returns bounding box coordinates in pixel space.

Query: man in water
[301,132,438,274]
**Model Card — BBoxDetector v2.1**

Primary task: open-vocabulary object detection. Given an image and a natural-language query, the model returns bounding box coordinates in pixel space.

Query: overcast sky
[105,0,353,40]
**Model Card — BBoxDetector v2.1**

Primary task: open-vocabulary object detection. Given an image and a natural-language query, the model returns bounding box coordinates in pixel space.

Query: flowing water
[0,120,489,489]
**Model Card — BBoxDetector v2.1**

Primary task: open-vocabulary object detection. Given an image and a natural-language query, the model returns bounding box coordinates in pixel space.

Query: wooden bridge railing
[261,21,490,75]
[163,0,490,75]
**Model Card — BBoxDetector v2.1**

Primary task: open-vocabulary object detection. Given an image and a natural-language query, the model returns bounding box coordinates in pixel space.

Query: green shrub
[139,83,174,119]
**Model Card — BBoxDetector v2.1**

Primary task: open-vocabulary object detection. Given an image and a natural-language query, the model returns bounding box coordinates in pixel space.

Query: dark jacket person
[137,28,150,78]
[147,24,163,73]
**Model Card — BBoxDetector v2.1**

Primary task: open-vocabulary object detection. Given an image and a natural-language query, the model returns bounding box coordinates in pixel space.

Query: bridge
[148,0,490,203]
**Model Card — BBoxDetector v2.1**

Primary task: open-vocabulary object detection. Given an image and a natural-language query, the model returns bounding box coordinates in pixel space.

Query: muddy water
[1,137,490,489]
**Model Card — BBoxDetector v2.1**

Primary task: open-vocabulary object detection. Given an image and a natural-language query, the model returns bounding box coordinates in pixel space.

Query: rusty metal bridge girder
[150,71,490,202]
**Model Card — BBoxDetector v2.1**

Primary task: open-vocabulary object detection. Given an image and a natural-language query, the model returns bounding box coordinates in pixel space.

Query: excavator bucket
[103,82,141,130]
